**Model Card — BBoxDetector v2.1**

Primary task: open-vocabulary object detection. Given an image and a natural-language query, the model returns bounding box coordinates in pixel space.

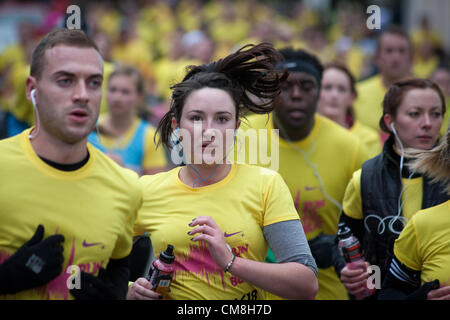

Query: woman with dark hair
[337,78,449,299]
[318,62,382,158]
[127,43,318,300]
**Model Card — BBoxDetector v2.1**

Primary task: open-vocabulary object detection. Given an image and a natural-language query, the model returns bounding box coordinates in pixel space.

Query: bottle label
[158,279,171,288]
[148,267,173,294]
[342,243,362,263]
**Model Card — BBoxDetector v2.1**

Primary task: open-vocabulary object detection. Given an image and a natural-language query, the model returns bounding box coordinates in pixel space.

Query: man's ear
[26,76,37,103]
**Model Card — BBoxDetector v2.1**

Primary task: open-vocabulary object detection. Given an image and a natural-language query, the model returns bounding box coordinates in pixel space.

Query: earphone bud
[28,89,40,140]
[174,127,184,159]
[31,89,37,108]
[390,123,396,133]
[175,127,181,143]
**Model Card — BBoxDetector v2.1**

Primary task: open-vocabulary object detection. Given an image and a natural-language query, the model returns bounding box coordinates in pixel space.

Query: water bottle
[146,244,175,297]
[337,223,375,299]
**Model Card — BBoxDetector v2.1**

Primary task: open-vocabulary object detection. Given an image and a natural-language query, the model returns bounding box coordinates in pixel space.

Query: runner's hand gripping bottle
[337,223,375,299]
[146,244,175,297]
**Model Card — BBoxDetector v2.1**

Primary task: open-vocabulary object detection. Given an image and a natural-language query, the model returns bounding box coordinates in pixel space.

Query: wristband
[224,254,236,273]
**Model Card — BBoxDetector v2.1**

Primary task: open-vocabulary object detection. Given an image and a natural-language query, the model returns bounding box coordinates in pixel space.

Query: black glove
[70,256,130,300]
[380,256,440,301]
[0,225,65,294]
[331,246,346,278]
[70,270,117,300]
[308,234,337,269]
[406,279,440,300]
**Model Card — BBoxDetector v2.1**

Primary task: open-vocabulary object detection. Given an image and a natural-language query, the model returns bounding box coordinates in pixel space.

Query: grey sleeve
[263,220,318,277]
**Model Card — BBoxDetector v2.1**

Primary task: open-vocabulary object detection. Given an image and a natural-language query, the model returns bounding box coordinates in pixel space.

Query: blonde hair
[408,129,450,194]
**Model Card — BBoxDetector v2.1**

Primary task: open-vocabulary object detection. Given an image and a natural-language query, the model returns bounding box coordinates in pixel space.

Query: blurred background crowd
[0,0,449,137]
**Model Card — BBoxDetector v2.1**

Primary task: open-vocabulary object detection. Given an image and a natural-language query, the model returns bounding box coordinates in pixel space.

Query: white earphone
[364,120,412,236]
[31,89,37,108]
[28,89,40,139]
[390,122,396,134]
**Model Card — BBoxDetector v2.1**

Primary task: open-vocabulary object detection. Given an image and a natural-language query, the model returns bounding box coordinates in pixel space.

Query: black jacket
[359,135,449,277]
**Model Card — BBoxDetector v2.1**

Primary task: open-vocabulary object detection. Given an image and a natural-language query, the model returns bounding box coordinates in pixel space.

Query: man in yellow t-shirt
[237,48,371,300]
[354,26,413,135]
[0,29,142,300]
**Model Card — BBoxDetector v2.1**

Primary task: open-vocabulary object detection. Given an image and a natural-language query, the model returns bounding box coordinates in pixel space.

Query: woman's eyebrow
[187,110,205,114]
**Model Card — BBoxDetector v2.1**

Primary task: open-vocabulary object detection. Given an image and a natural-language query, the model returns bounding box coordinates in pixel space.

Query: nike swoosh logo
[82,240,103,248]
[224,231,243,238]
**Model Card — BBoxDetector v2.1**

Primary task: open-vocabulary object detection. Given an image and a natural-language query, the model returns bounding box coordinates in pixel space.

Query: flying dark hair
[156,42,288,150]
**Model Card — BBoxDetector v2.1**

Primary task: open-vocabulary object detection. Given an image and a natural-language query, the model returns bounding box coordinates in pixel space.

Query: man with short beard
[0,29,142,300]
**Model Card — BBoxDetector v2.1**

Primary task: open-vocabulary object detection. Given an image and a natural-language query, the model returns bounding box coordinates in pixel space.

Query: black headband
[277,61,322,84]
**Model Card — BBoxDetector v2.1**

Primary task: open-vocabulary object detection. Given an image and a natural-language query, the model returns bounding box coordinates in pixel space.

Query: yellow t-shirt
[354,75,387,133]
[135,163,300,300]
[394,201,450,285]
[343,169,423,222]
[413,56,440,79]
[350,121,383,159]
[237,113,372,300]
[0,129,142,300]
